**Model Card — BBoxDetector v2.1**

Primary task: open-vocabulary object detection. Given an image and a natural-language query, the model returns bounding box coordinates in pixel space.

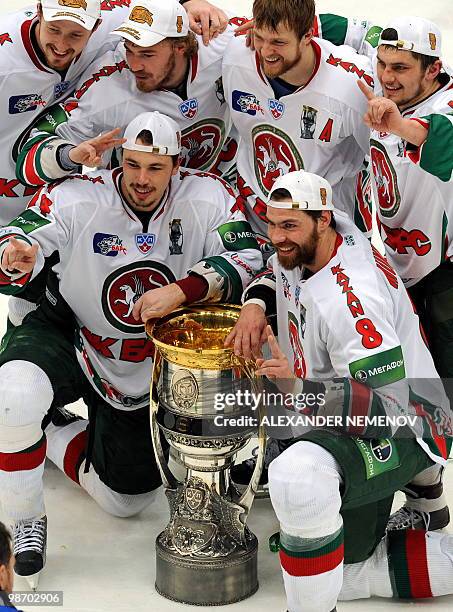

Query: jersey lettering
[0,33,12,46]
[74,60,128,100]
[319,118,333,142]
[326,54,374,87]
[382,224,432,256]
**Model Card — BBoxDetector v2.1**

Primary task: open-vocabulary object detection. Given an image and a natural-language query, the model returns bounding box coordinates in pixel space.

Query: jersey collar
[21,17,52,74]
[113,167,173,223]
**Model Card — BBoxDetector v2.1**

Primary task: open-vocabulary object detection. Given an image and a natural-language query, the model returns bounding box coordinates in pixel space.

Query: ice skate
[13,516,47,590]
[387,478,450,531]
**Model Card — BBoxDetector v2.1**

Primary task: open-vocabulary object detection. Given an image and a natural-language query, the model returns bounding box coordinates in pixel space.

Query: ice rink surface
[0,1,452,610]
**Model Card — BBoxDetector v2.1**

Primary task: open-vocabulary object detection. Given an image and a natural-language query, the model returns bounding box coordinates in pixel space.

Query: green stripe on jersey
[218,221,258,251]
[318,14,348,46]
[9,209,51,234]
[201,255,243,303]
[420,114,453,182]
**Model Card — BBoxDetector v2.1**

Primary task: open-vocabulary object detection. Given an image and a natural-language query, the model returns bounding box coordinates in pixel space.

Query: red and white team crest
[180,119,225,171]
[101,262,176,334]
[370,140,401,218]
[252,125,303,195]
[288,311,307,379]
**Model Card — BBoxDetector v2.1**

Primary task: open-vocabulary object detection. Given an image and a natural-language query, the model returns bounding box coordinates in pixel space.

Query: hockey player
[354,16,453,535]
[226,170,453,612]
[16,0,241,197]
[232,11,452,532]
[222,0,374,248]
[0,111,262,586]
[0,0,225,222]
[0,0,227,327]
[357,18,453,376]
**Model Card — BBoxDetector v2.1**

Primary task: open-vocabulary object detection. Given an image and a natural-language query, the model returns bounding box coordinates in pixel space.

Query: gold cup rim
[146,303,241,357]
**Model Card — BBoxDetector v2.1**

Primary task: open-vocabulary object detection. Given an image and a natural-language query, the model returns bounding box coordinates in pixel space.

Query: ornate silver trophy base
[155,480,259,606]
[156,540,258,606]
[148,306,265,606]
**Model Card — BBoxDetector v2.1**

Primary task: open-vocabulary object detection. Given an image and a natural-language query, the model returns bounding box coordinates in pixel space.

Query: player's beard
[134,53,176,93]
[275,225,319,270]
[43,45,75,71]
[259,49,302,80]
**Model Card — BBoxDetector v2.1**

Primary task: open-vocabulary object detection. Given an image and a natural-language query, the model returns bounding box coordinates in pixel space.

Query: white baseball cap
[378,16,442,57]
[122,111,181,156]
[41,0,100,31]
[111,0,189,48]
[268,171,334,211]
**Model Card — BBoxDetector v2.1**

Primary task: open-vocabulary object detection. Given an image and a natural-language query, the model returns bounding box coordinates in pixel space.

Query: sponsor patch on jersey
[218,221,257,251]
[135,233,156,254]
[54,80,71,100]
[93,233,127,257]
[353,438,400,479]
[9,94,46,114]
[268,98,285,120]
[9,209,51,234]
[349,346,405,388]
[232,90,264,116]
[102,261,176,334]
[179,98,198,119]
[169,219,183,255]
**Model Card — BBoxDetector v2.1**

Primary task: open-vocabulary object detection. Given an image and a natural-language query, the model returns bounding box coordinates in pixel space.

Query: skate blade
[25,571,41,591]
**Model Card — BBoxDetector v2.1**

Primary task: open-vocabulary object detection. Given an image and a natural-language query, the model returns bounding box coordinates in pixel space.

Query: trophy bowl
[147,305,265,606]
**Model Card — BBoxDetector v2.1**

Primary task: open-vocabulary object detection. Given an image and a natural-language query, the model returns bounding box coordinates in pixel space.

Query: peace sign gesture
[68,128,126,168]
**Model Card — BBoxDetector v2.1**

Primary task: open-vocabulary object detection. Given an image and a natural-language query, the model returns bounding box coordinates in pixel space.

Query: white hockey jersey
[243,211,451,464]
[0,168,262,409]
[17,28,238,189]
[222,36,373,241]
[370,82,453,287]
[317,13,453,285]
[0,2,131,223]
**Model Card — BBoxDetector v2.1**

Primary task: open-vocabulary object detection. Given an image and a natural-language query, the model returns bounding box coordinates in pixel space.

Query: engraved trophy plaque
[147,305,265,605]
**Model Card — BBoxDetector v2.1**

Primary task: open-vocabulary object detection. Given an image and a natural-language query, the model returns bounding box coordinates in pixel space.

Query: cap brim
[111,25,165,48]
[42,8,97,31]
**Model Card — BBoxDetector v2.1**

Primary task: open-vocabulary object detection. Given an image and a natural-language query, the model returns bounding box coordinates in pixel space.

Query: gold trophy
[147,304,265,605]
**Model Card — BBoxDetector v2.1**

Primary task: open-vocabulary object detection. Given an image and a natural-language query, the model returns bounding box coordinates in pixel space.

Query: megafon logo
[368,360,404,377]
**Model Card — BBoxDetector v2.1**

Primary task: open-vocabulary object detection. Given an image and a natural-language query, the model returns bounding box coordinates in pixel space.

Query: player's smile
[131,184,155,202]
[47,45,72,62]
[36,16,94,71]
[376,47,440,110]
